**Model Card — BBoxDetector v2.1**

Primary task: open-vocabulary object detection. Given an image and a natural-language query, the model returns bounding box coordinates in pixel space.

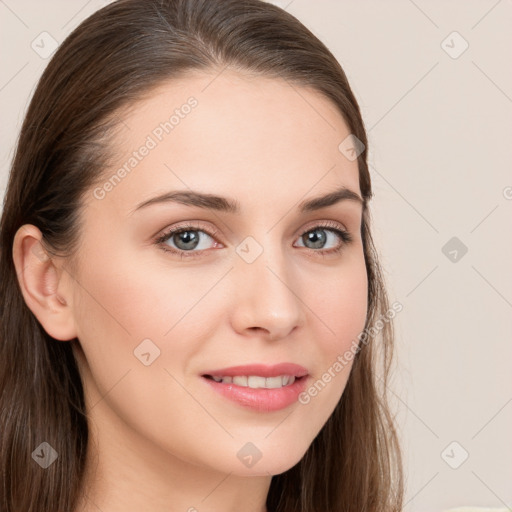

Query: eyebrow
[130,185,364,215]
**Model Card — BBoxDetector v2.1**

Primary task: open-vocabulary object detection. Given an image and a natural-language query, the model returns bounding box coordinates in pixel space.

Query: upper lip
[202,363,309,378]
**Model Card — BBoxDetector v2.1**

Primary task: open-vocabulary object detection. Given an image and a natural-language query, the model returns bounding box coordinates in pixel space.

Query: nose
[229,243,305,341]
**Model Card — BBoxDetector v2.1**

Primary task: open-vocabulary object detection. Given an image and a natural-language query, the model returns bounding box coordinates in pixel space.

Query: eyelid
[155,218,348,241]
[296,218,348,237]
[154,219,352,257]
[154,220,219,242]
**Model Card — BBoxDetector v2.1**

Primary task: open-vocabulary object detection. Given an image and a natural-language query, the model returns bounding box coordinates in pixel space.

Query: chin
[226,449,307,477]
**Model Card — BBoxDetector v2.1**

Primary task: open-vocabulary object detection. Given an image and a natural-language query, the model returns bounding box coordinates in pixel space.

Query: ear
[12,224,78,341]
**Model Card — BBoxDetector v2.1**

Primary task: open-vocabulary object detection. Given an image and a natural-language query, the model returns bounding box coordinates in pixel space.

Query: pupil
[304,229,326,249]
[174,231,199,250]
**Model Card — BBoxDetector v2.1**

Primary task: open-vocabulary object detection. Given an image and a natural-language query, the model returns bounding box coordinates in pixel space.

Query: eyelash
[154,220,353,259]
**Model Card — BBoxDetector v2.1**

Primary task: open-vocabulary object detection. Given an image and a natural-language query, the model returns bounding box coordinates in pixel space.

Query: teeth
[232,376,248,387]
[212,375,232,383]
[247,376,266,388]
[209,375,296,388]
[261,376,282,389]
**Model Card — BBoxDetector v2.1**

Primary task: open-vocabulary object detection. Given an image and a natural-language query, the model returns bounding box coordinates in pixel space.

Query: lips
[201,362,309,378]
[200,363,310,412]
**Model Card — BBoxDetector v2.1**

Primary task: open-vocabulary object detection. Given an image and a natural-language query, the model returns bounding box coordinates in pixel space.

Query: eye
[155,224,220,258]
[294,221,353,255]
[154,220,353,259]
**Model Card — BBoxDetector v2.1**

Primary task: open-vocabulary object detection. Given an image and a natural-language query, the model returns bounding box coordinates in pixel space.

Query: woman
[0,1,403,510]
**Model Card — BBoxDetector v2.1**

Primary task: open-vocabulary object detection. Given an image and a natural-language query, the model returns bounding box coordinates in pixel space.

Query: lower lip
[201,375,309,412]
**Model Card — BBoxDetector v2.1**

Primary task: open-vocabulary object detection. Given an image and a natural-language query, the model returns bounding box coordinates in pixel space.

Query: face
[66,71,368,477]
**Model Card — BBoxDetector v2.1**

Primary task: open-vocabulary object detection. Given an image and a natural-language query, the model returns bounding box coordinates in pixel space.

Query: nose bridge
[230,234,304,339]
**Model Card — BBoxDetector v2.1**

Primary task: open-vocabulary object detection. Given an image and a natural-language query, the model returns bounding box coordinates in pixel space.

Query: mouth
[202,374,306,389]
[200,363,310,412]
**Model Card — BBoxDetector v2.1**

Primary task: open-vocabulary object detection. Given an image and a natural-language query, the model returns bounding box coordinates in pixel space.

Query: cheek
[74,249,217,337]
[310,252,368,354]
[71,250,231,384]
[300,251,368,404]
[284,259,367,464]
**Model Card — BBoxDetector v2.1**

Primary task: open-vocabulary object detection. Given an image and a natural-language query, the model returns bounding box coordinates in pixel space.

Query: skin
[13,70,368,512]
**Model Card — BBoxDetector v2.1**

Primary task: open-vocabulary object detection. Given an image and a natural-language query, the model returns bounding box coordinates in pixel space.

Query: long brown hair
[0,1,403,510]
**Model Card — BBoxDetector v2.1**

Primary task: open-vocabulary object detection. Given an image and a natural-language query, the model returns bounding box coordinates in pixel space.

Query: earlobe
[12,224,78,341]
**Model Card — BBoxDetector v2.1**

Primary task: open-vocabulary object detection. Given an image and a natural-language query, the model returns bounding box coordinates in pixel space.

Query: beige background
[1,1,511,510]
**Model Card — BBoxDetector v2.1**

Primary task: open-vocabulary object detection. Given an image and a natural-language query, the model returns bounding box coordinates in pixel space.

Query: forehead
[93,71,361,215]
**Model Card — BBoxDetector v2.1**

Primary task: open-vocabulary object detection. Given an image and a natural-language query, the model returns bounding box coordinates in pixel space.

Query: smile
[201,374,309,412]
[204,374,297,388]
